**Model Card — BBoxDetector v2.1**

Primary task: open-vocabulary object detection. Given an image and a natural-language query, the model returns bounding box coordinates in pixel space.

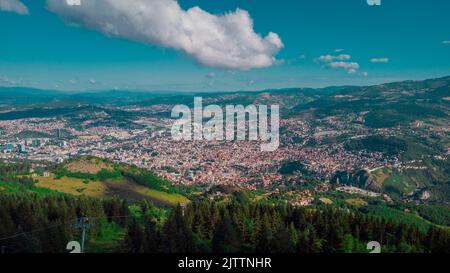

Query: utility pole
[75,217,94,253]
[180,203,187,217]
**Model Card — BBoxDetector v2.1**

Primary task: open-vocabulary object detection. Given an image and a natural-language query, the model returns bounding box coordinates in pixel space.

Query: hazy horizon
[1,73,450,95]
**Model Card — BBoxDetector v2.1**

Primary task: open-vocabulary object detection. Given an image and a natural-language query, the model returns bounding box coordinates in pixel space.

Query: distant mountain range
[0,76,449,125]
[294,76,450,128]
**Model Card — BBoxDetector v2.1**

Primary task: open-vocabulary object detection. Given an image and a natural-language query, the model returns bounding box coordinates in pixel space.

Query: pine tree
[122,218,144,253]
[289,222,298,249]
[143,217,159,253]
[255,217,272,253]
[212,210,240,253]
[162,205,193,253]
[271,225,295,253]
[341,234,355,253]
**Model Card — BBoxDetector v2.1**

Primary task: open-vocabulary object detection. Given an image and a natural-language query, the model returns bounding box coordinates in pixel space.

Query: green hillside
[33,156,191,206]
[294,76,450,128]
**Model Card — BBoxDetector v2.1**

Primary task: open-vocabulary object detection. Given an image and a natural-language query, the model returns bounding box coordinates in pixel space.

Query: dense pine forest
[0,193,449,253]
[0,161,449,253]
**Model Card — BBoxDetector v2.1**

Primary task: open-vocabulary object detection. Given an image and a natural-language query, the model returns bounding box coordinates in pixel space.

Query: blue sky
[1,0,450,92]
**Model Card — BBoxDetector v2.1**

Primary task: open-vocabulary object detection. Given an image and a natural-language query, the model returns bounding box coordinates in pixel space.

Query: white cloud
[0,0,29,15]
[316,53,361,74]
[46,0,283,70]
[318,54,351,62]
[370,57,389,63]
[325,61,360,74]
[334,49,345,52]
[205,72,216,78]
[443,41,450,44]
[0,75,21,85]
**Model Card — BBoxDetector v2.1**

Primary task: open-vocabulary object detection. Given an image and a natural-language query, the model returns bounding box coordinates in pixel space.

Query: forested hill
[0,193,449,253]
[293,76,450,128]
[0,159,449,253]
[0,157,191,206]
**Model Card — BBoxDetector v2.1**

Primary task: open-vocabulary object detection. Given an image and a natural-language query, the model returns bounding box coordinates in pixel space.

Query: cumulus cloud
[443,41,450,44]
[316,53,359,74]
[325,61,360,74]
[46,0,283,70]
[318,54,351,62]
[370,57,389,63]
[0,0,29,15]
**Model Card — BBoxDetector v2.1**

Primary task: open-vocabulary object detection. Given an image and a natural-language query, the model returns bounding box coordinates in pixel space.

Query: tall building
[19,144,27,153]
[32,139,42,148]
[57,128,63,139]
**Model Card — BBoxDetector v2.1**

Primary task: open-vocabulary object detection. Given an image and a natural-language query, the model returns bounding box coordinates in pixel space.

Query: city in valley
[1,79,448,206]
